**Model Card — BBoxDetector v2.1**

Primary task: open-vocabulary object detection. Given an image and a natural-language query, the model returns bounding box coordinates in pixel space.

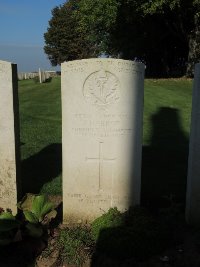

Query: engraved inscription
[72,113,132,137]
[117,61,142,74]
[67,193,130,206]
[72,127,132,137]
[63,59,143,74]
[83,69,120,106]
[63,61,89,73]
[86,142,116,191]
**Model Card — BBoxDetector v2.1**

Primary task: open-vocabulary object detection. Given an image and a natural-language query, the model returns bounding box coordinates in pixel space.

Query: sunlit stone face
[61,58,145,224]
[0,60,20,214]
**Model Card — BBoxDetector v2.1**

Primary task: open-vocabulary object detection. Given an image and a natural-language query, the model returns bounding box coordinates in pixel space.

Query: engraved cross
[86,142,116,191]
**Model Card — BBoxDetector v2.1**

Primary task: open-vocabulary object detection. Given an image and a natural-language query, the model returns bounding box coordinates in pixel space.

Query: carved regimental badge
[83,69,120,106]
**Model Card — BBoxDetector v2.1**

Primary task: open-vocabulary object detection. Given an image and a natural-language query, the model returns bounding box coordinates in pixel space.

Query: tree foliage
[44,0,200,76]
[44,0,90,65]
[119,0,192,76]
[76,0,119,55]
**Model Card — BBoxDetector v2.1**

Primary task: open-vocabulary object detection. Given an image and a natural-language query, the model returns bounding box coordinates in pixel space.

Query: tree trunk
[186,23,200,77]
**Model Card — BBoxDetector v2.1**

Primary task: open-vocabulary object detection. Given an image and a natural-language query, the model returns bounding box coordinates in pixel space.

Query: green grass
[142,78,192,207]
[143,79,192,145]
[58,226,94,266]
[91,206,184,261]
[18,77,193,203]
[19,78,62,195]
[54,206,185,264]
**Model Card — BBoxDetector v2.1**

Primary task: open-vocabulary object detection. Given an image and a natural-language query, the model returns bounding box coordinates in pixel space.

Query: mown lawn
[143,79,192,145]
[142,79,192,207]
[18,77,193,205]
[19,77,62,195]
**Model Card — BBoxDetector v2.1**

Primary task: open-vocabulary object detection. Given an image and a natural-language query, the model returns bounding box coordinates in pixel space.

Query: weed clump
[91,207,123,241]
[58,226,94,266]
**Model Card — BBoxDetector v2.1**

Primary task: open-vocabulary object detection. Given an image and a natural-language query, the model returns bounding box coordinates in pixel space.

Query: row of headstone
[18,72,38,80]
[0,58,200,225]
[38,68,51,83]
[18,70,54,81]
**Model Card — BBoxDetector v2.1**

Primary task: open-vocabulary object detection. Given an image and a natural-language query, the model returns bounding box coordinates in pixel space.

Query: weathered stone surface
[0,60,20,214]
[61,58,145,223]
[186,63,200,224]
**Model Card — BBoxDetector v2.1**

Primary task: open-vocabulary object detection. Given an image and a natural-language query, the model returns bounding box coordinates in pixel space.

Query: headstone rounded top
[0,60,16,65]
[61,58,145,71]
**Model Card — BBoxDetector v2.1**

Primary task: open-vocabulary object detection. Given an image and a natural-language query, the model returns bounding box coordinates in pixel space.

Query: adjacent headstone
[39,68,50,83]
[39,68,42,83]
[0,60,21,214]
[62,58,145,223]
[18,72,24,80]
[186,63,200,224]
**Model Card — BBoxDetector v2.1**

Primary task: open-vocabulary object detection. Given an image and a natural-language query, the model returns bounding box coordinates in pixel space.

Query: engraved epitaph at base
[62,58,145,223]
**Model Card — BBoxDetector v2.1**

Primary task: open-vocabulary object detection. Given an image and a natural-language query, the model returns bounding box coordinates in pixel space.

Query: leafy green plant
[17,193,57,238]
[18,193,57,224]
[0,194,57,245]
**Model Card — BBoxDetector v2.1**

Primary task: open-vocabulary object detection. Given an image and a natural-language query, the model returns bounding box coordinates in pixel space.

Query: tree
[44,0,91,65]
[186,0,200,76]
[139,0,200,76]
[76,0,119,55]
[108,0,198,76]
[44,0,119,65]
[44,0,200,76]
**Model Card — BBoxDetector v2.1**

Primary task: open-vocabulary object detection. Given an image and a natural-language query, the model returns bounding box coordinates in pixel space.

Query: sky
[0,0,66,72]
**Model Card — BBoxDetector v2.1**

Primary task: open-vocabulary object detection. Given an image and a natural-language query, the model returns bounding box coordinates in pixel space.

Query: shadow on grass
[91,206,185,266]
[141,107,189,209]
[21,143,62,195]
[91,107,189,265]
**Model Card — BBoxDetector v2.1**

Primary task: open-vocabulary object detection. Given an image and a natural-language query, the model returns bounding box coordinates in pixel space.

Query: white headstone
[186,63,200,224]
[0,60,21,214]
[39,68,42,83]
[41,71,45,82]
[61,58,145,224]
